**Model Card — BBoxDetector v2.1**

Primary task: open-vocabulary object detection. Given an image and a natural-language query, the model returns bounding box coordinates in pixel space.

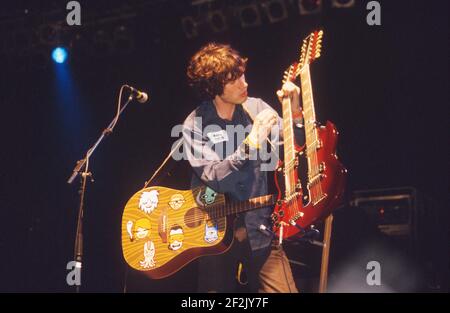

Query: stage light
[51,47,68,64]
[298,0,322,15]
[181,16,199,39]
[113,25,135,54]
[207,10,228,33]
[331,0,355,8]
[261,0,288,24]
[237,3,262,28]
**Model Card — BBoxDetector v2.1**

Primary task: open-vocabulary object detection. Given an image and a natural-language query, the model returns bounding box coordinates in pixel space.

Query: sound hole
[184,208,205,228]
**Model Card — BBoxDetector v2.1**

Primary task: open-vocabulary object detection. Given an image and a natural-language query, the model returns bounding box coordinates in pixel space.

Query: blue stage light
[52,47,68,64]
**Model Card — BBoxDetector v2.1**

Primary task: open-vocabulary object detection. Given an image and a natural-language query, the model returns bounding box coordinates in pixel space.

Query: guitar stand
[318,214,334,293]
[292,214,334,293]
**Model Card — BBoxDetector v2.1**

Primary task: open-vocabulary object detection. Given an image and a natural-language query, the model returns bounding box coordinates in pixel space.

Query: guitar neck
[281,95,299,196]
[207,194,277,219]
[299,64,319,150]
[281,97,297,164]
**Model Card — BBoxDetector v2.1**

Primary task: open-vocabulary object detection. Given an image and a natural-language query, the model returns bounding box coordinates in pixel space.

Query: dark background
[0,0,448,292]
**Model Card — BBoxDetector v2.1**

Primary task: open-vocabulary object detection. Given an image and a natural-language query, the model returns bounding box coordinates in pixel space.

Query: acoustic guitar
[121,185,275,279]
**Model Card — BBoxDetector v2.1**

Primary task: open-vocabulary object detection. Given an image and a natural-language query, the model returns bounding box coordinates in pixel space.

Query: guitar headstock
[282,30,324,84]
[282,62,300,84]
[282,30,323,84]
[299,30,323,69]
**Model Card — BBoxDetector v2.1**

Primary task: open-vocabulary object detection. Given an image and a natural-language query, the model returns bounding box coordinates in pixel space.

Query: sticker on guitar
[139,189,159,214]
[126,218,151,242]
[204,222,219,243]
[168,193,185,210]
[196,187,217,206]
[140,240,156,268]
[168,225,184,251]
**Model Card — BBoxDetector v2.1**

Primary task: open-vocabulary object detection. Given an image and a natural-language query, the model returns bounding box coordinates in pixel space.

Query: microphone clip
[125,85,149,103]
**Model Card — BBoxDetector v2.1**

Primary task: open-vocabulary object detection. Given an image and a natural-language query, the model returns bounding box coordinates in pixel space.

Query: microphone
[125,85,149,103]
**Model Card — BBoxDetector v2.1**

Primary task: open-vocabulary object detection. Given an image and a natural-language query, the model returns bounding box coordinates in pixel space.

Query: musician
[182,43,303,292]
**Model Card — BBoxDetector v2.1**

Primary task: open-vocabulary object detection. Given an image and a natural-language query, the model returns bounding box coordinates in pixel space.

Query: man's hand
[246,108,278,148]
[276,81,301,117]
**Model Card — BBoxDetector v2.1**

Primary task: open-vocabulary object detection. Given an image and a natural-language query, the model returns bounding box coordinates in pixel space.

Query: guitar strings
[177,195,276,224]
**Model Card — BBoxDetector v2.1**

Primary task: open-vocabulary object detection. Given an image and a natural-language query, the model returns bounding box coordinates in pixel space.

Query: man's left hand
[276,81,301,116]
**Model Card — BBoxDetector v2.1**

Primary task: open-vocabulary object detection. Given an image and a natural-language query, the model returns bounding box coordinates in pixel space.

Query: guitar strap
[143,138,183,188]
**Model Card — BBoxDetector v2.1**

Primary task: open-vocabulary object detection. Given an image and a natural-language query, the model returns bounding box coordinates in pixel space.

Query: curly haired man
[182,43,302,293]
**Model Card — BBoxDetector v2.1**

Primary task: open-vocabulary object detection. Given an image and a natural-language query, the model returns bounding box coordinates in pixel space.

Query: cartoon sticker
[204,222,218,243]
[127,221,134,241]
[134,218,152,240]
[168,193,185,210]
[139,240,156,268]
[127,218,151,242]
[196,187,217,206]
[158,208,168,243]
[139,190,159,214]
[168,225,184,251]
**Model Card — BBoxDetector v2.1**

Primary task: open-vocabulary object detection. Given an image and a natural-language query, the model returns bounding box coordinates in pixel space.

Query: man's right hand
[246,109,279,148]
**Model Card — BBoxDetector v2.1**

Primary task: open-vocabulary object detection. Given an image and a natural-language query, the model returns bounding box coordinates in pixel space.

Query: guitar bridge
[158,208,168,243]
[308,173,326,186]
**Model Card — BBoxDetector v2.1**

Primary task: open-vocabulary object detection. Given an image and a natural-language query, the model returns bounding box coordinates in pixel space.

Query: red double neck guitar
[272,30,347,239]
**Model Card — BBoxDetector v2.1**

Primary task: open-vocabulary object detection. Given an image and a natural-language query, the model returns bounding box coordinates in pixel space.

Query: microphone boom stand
[67,89,134,292]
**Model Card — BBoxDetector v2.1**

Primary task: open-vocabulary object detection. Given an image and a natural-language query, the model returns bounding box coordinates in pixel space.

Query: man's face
[218,74,248,105]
